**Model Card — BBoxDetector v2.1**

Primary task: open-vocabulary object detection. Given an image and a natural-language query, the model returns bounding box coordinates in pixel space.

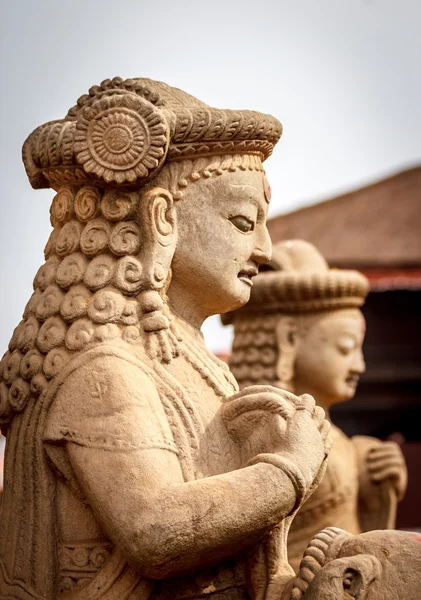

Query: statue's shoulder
[51,340,156,393]
[43,341,177,453]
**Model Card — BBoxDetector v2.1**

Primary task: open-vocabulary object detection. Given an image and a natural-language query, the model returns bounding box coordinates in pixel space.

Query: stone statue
[0,79,331,600]
[281,527,421,600]
[226,240,407,572]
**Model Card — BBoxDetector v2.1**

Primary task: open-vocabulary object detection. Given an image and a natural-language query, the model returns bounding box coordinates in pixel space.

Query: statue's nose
[351,348,366,374]
[252,225,272,266]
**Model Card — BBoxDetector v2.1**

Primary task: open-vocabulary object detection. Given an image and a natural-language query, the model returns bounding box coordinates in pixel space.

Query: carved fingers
[280,407,331,490]
[222,387,295,459]
[292,393,316,413]
[228,384,297,405]
[365,442,407,500]
[222,385,312,449]
[222,385,332,497]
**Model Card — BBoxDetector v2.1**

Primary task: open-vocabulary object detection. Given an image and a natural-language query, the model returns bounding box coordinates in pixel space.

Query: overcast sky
[1,0,420,354]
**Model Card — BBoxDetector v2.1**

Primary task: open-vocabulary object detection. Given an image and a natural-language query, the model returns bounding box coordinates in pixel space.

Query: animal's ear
[342,567,365,598]
[305,555,382,600]
[274,317,298,390]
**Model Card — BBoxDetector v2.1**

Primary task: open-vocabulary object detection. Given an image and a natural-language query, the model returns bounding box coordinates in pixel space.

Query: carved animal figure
[225,240,407,572]
[282,527,421,600]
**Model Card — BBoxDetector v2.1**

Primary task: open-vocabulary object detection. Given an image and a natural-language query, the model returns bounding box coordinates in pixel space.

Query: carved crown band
[23,77,283,190]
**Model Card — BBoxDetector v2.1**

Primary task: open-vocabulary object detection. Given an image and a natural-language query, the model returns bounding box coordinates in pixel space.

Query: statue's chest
[311,426,359,501]
[163,347,241,477]
[289,425,360,544]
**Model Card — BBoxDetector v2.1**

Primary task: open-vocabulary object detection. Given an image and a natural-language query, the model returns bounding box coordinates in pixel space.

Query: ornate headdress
[23,76,282,190]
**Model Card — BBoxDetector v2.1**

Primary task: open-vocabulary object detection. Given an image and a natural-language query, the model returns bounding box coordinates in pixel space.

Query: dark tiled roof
[268,167,421,268]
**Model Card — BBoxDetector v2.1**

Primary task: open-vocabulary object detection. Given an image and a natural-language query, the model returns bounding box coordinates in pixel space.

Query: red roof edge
[360,268,421,291]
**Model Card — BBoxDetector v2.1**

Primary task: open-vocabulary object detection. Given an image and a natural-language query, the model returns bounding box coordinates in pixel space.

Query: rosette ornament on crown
[74,93,170,185]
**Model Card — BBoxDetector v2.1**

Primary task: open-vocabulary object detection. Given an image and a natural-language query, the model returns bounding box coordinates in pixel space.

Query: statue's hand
[221,385,296,456]
[222,385,331,492]
[274,393,331,493]
[365,441,407,500]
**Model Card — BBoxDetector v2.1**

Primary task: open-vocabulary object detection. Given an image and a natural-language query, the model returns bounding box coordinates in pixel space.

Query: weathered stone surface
[281,527,421,600]
[0,79,332,600]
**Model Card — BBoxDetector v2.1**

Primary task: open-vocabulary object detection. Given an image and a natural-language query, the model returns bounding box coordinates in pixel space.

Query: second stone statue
[226,240,407,572]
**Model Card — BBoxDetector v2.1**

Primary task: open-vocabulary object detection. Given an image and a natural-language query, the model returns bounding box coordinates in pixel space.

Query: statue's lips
[238,269,258,286]
[345,374,360,387]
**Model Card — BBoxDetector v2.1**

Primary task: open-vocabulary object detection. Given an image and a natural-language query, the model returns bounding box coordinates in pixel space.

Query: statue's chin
[220,293,251,315]
[228,280,254,309]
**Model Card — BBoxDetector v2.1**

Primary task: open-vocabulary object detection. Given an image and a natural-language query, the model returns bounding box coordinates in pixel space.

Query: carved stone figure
[281,527,421,600]
[0,79,331,600]
[226,240,407,572]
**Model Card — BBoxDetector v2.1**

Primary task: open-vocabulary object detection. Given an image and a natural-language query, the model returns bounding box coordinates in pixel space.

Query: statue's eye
[338,338,357,356]
[229,216,255,233]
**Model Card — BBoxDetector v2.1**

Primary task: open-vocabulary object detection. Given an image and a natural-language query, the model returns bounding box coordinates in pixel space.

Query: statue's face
[293,308,365,408]
[170,166,271,320]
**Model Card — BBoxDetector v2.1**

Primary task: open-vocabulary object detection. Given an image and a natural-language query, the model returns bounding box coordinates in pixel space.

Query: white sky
[1,0,420,354]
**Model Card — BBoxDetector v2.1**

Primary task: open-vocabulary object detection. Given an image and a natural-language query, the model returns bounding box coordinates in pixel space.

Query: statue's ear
[148,187,177,247]
[305,555,382,600]
[275,317,298,390]
[137,187,178,290]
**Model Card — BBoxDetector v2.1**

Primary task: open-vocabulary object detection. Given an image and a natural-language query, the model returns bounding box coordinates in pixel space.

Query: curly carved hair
[229,312,326,391]
[0,153,264,429]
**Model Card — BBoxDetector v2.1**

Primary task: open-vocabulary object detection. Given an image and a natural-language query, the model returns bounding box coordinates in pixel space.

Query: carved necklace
[172,316,237,399]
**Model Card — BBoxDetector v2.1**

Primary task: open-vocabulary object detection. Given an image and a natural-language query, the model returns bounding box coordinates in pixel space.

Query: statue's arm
[67,442,297,579]
[44,352,299,579]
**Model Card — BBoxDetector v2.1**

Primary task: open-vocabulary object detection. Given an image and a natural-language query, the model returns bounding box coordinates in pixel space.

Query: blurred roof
[268,166,421,268]
[359,268,421,291]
